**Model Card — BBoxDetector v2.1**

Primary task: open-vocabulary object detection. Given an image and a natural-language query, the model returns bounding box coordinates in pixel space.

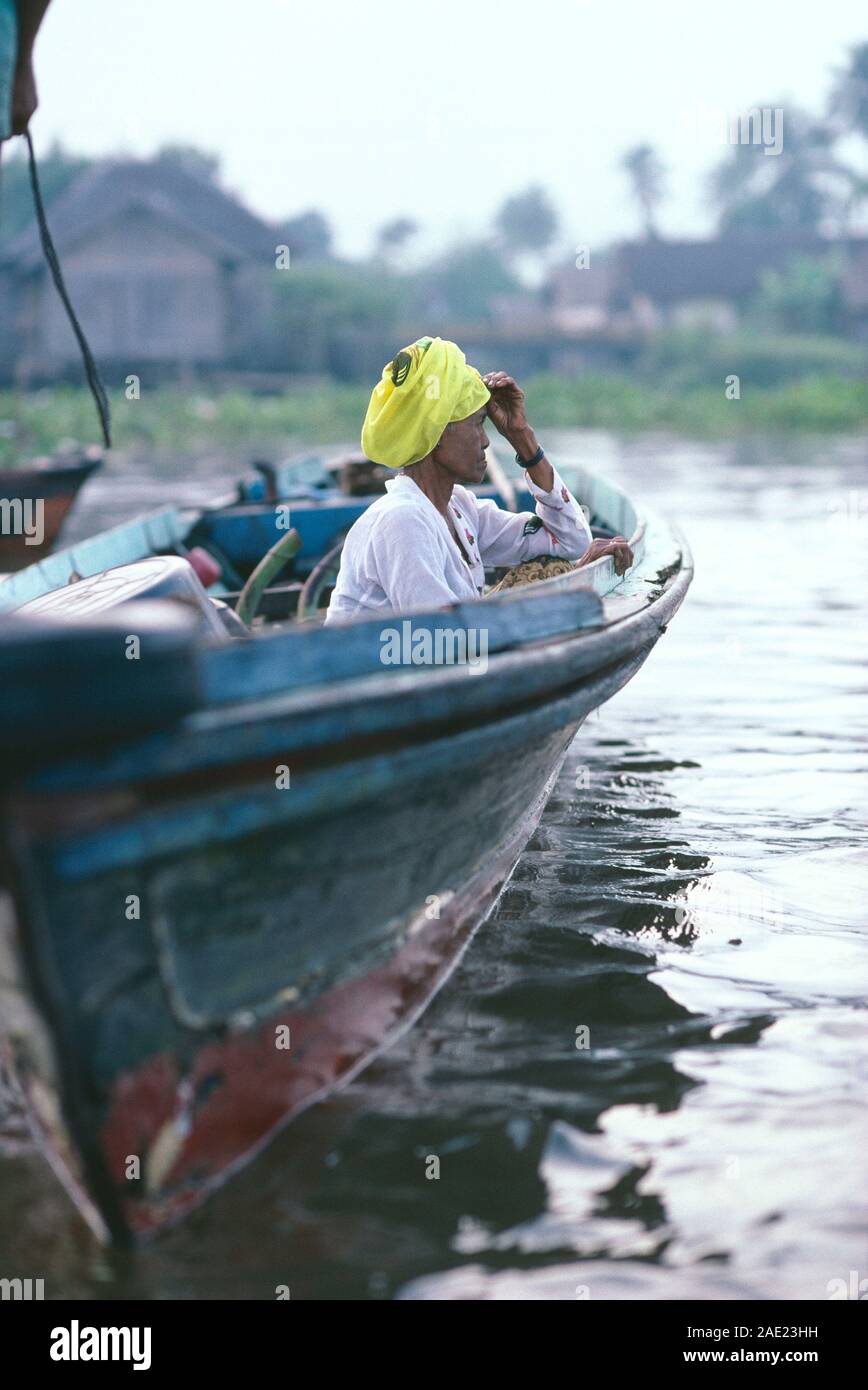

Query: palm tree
[829,42,868,139]
[494,185,558,260]
[829,42,868,229]
[375,217,419,263]
[621,145,666,240]
[708,103,847,234]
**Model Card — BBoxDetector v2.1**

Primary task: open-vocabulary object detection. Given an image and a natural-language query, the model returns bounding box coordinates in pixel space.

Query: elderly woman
[325,336,632,624]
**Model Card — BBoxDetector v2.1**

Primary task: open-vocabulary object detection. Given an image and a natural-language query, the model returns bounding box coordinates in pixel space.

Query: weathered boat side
[3,655,650,1237]
[0,458,692,1241]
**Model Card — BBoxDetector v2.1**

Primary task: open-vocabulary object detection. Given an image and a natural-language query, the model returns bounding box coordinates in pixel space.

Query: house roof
[616,234,835,303]
[551,234,868,309]
[1,156,277,271]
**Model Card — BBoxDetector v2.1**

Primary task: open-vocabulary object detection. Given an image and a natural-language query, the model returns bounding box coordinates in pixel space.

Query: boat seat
[16,556,238,643]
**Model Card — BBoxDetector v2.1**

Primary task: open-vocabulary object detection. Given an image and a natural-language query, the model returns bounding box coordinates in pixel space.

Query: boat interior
[0,447,645,640]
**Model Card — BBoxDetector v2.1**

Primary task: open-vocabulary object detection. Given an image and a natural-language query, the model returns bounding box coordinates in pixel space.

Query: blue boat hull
[0,460,692,1241]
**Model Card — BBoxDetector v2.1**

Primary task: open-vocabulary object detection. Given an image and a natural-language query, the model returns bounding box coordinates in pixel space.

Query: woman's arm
[474,464,593,565]
[483,370,555,490]
[480,370,633,576]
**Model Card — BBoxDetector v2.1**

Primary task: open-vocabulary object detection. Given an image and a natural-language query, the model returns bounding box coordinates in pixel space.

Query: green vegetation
[632,328,867,389]
[524,372,868,435]
[0,385,371,465]
[1,369,865,469]
[749,257,845,335]
[269,265,409,374]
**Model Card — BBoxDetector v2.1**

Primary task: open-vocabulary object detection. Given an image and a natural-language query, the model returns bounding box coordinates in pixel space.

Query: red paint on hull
[0,457,101,571]
[98,760,568,1239]
[109,877,501,1235]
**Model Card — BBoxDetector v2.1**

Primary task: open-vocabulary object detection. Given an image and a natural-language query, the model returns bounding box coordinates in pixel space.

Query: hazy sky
[27,0,868,260]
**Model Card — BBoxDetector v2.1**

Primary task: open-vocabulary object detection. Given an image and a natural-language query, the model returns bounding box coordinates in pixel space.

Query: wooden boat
[0,449,102,572]
[0,448,692,1242]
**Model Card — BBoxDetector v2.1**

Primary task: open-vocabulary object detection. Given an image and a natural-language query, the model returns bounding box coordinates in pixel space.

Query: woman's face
[433,406,490,484]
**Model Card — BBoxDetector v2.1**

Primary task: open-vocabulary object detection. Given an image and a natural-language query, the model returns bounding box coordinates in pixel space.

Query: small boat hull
[0,455,102,571]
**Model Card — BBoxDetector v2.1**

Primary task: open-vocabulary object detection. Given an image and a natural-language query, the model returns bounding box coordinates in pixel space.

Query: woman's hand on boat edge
[579,535,634,575]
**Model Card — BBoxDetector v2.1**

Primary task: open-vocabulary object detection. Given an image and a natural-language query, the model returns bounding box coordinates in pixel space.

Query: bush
[1,372,865,468]
[0,384,371,465]
[523,371,868,435]
[634,328,867,390]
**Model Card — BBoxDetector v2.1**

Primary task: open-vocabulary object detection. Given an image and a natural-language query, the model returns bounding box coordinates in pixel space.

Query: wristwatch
[515,443,545,469]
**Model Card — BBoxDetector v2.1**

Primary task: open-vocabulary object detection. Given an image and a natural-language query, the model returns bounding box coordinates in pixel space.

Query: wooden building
[0,156,277,380]
[549,234,868,339]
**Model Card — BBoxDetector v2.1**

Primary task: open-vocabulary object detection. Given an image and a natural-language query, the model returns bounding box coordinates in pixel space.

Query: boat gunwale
[11,533,692,811]
[14,617,666,878]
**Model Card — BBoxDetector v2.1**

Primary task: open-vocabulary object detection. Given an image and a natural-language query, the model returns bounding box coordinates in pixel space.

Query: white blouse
[325,466,593,624]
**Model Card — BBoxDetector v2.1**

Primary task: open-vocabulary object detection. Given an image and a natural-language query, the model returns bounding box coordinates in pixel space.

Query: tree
[155,144,221,183]
[375,217,418,263]
[828,42,868,229]
[270,264,407,374]
[415,241,519,322]
[621,144,666,239]
[708,104,847,235]
[494,185,558,260]
[829,41,868,139]
[0,141,91,240]
[276,210,333,262]
[749,254,844,334]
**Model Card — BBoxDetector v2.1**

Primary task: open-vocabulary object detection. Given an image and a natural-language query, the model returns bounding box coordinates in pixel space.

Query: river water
[1,430,866,1300]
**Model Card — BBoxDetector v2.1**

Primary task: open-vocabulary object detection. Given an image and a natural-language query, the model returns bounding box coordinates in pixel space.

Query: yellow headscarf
[361,336,490,470]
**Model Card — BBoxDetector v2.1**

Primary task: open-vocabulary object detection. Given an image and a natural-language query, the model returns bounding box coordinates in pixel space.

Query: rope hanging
[24,131,112,449]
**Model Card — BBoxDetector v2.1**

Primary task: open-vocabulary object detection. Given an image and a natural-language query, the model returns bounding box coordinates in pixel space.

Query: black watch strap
[516,443,544,469]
